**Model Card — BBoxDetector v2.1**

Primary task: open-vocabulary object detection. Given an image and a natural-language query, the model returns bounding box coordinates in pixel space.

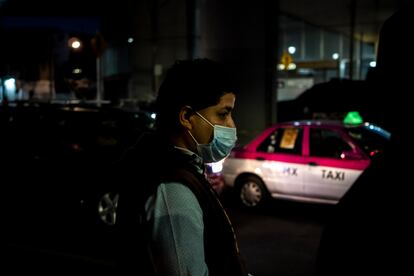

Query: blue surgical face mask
[188,111,237,163]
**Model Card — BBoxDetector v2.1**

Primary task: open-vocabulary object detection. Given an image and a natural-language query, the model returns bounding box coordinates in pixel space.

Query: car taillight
[370,149,381,156]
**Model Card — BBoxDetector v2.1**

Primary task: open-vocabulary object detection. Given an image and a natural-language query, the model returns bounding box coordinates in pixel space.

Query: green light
[343,111,363,125]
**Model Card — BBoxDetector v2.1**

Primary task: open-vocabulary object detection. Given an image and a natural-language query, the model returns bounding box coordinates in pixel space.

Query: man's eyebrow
[222,106,233,112]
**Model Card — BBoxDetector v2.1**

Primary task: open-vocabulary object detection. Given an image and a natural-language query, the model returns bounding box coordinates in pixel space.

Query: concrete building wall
[126,0,278,144]
[197,0,278,143]
[127,0,189,103]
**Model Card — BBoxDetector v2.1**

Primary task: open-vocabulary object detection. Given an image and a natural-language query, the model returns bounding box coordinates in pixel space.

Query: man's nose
[227,117,236,128]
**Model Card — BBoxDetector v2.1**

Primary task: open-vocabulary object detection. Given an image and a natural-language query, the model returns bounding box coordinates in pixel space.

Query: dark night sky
[0,0,137,39]
[0,0,136,77]
[1,0,114,16]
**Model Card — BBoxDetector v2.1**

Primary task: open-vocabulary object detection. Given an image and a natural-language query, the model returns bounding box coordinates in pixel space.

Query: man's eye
[218,113,228,119]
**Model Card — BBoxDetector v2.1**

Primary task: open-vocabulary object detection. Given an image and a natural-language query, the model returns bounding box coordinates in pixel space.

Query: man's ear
[179,106,194,130]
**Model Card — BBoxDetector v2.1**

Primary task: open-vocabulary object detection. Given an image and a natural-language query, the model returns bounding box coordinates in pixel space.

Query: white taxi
[221,120,390,207]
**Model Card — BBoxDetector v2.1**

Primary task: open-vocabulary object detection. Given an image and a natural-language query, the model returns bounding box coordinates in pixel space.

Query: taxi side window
[257,127,303,155]
[310,128,352,159]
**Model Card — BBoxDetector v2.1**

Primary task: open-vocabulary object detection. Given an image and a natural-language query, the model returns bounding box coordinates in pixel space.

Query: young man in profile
[116,58,250,276]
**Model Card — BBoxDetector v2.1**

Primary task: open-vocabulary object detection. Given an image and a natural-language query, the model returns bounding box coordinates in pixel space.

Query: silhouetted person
[315,4,414,276]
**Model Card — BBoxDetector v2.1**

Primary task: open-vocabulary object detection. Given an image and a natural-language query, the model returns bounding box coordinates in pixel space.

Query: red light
[370,150,380,156]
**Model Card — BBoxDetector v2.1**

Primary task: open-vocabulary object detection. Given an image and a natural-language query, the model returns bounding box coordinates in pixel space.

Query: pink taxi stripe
[233,151,370,170]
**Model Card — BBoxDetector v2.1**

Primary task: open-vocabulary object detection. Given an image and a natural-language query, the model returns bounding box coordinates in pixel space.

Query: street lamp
[68,37,82,50]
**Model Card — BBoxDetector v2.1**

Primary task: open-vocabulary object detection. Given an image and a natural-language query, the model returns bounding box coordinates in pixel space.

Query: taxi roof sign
[343,111,363,125]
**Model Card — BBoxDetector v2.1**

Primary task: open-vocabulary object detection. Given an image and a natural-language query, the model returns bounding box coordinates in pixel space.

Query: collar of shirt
[173,146,204,175]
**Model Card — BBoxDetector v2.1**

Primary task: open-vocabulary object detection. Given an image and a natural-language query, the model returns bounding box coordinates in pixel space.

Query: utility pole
[96,56,102,106]
[349,0,356,80]
[265,0,280,125]
[91,32,107,107]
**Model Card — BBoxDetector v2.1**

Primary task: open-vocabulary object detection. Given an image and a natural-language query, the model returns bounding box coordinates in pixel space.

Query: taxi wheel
[237,175,268,208]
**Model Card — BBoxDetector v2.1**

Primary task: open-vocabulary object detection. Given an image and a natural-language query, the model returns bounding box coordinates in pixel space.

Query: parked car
[221,120,391,207]
[2,102,155,273]
[1,102,154,166]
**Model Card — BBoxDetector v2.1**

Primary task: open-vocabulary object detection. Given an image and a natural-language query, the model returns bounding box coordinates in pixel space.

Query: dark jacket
[115,132,247,276]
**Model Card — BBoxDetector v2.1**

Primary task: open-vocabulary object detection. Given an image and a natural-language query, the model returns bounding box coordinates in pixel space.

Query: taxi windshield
[345,124,391,157]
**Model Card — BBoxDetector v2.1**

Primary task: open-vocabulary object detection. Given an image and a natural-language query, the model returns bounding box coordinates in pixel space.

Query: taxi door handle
[308,162,318,166]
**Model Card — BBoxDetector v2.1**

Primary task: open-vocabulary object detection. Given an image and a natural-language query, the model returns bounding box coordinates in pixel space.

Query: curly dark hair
[155,58,236,134]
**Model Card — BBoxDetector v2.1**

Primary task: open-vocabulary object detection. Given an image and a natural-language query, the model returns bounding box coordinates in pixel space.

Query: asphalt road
[223,196,335,276]
[4,187,333,276]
